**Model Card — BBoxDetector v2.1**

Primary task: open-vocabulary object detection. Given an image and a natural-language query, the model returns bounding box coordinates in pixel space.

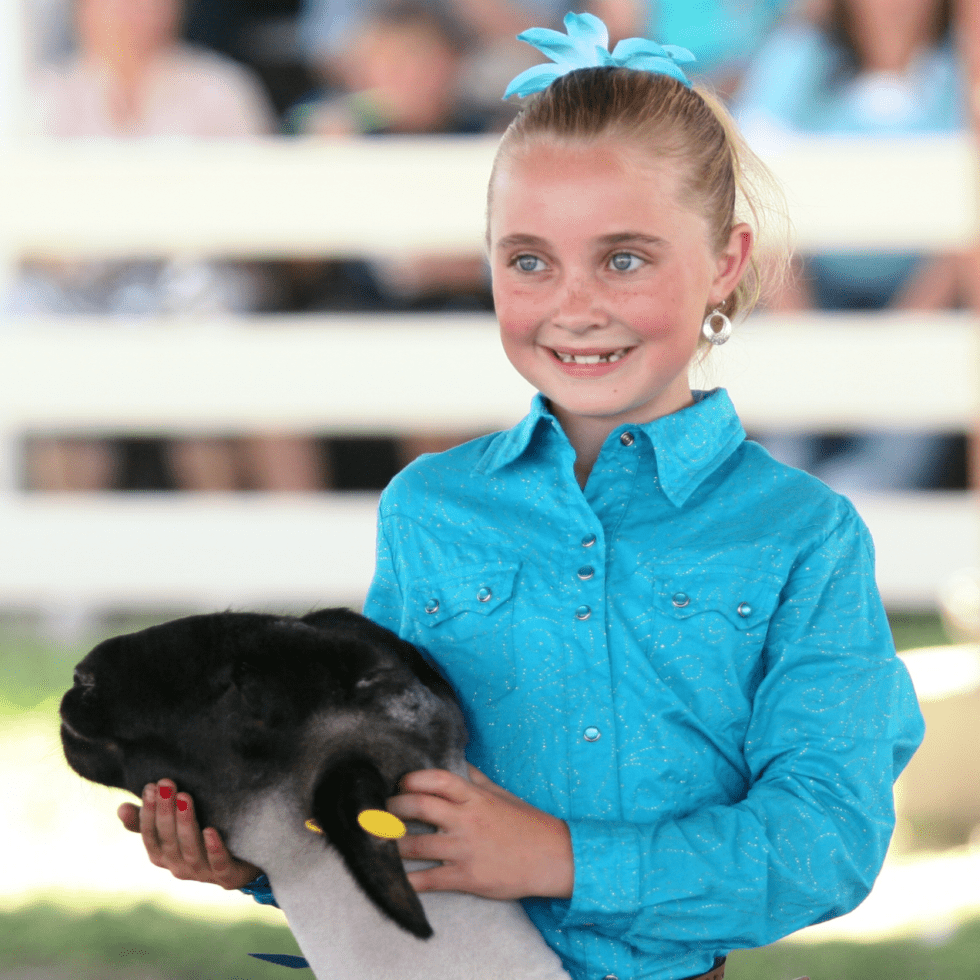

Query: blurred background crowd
[7,0,979,495]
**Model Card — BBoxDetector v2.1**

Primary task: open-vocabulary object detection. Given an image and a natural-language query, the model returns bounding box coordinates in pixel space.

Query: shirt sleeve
[556,505,925,952]
[361,496,406,635]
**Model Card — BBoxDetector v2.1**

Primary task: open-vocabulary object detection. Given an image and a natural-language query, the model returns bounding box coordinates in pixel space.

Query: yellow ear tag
[357,808,407,839]
[305,818,324,834]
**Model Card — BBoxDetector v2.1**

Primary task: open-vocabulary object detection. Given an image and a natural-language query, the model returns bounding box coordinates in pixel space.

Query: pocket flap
[412,564,520,627]
[654,566,780,631]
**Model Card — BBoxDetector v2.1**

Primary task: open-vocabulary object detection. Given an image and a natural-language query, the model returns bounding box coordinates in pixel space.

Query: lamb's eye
[515,254,542,273]
[609,252,642,272]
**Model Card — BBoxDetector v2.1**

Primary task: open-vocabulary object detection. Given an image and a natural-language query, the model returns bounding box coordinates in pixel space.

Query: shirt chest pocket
[647,566,782,692]
[409,563,521,706]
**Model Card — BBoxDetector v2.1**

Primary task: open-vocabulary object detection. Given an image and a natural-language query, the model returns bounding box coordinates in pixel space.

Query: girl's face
[489,139,751,437]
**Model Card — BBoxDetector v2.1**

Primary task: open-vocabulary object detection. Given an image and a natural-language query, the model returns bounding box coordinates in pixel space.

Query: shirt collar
[477,388,745,507]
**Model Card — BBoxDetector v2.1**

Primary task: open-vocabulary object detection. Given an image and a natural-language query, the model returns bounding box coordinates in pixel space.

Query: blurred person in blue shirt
[647,0,802,95]
[733,0,972,492]
[297,0,646,120]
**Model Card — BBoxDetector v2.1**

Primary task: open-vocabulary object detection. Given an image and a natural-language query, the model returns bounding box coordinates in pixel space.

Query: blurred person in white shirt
[16,0,323,494]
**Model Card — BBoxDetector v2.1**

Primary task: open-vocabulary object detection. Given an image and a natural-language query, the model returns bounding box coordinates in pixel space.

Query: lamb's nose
[73,667,95,689]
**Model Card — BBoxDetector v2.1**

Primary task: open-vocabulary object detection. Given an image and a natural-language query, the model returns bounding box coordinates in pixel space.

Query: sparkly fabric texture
[364,388,924,980]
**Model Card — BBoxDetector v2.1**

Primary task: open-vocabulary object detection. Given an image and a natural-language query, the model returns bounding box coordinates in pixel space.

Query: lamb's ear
[312,753,433,940]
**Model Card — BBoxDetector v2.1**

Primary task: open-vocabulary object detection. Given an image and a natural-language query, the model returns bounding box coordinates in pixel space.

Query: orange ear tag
[357,808,407,839]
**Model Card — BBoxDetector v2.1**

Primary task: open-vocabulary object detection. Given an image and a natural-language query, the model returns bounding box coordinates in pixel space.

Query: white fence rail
[0,135,977,257]
[0,138,977,612]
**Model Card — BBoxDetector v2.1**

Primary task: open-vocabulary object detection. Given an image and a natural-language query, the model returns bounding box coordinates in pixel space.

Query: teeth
[555,348,629,365]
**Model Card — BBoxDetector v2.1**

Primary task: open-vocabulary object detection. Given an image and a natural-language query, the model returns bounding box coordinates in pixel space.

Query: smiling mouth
[551,347,632,365]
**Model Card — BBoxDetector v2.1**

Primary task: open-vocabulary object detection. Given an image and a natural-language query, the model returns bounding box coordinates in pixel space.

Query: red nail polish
[159,786,173,800]
[176,799,188,812]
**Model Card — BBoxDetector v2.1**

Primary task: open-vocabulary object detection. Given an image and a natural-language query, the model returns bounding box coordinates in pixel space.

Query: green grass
[2,900,980,980]
[0,629,83,714]
[887,611,955,653]
[726,918,980,980]
[0,900,304,980]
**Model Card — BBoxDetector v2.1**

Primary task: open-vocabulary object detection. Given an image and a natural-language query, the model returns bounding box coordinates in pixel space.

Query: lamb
[59,607,572,980]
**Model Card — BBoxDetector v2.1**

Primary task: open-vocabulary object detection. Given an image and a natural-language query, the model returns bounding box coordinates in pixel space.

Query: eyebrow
[494,232,668,251]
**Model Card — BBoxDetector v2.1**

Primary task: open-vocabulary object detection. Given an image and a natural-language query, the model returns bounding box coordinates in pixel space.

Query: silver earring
[701,309,732,346]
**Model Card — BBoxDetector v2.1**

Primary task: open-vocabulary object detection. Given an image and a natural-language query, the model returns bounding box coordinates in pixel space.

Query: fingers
[138,782,166,865]
[386,789,457,831]
[132,780,261,890]
[117,801,140,833]
[397,768,473,803]
[170,790,215,880]
[137,780,215,880]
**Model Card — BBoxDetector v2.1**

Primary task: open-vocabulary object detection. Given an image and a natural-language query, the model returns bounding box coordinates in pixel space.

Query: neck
[87,46,169,128]
[229,793,570,980]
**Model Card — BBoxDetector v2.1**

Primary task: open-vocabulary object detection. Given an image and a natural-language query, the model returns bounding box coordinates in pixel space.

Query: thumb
[117,801,140,832]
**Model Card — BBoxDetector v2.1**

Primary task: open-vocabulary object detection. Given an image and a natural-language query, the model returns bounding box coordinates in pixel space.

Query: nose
[553,272,603,332]
[73,666,95,689]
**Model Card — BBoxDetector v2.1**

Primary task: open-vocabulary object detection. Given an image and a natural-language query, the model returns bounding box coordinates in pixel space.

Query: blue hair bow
[503,11,695,99]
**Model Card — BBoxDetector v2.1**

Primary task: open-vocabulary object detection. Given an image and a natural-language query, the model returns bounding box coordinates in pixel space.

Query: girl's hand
[386,764,574,901]
[117,779,261,891]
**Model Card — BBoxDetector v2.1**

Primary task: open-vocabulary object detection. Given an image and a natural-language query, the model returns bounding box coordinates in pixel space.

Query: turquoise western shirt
[359,388,923,980]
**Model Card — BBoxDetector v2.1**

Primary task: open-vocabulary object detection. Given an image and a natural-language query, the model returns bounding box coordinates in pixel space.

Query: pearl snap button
[577,565,594,580]
[672,592,690,608]
[619,431,635,446]
[581,533,597,548]
[575,605,591,620]
[477,587,492,602]
[737,601,753,617]
[424,599,439,614]
[584,726,601,741]
[602,975,619,980]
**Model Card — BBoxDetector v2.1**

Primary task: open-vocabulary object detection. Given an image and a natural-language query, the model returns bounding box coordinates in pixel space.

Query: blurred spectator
[286,1,496,466]
[286,2,494,316]
[734,0,971,492]
[291,1,481,136]
[178,0,320,125]
[14,0,323,493]
[646,0,802,96]
[955,0,980,130]
[296,0,642,122]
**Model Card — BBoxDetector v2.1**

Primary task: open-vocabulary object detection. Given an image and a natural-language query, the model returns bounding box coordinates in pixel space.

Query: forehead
[489,138,698,241]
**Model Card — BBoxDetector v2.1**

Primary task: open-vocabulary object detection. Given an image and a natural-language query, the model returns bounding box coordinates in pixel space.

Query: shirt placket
[565,429,640,820]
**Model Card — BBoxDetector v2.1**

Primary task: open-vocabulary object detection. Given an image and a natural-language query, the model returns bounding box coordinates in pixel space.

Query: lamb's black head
[65,612,456,844]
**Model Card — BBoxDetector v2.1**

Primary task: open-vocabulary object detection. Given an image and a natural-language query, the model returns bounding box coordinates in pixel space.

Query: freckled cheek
[494,293,546,346]
[619,288,694,341]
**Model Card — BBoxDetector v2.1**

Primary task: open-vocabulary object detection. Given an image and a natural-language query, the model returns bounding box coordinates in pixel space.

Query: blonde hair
[487,67,790,326]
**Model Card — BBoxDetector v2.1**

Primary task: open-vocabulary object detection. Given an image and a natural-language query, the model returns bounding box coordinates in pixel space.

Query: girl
[119,14,925,980]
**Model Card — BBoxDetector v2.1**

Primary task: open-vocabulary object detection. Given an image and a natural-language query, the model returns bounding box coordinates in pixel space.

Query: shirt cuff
[239,873,279,908]
[557,819,641,932]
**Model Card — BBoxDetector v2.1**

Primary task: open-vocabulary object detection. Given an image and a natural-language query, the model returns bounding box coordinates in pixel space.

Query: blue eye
[610,252,642,272]
[515,254,542,272]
